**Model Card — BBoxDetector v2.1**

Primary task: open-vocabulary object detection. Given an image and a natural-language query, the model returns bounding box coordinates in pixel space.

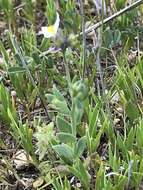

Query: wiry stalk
[79,0,86,79]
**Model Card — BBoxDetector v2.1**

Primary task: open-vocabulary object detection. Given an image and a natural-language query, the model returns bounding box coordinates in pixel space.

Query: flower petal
[39,12,60,39]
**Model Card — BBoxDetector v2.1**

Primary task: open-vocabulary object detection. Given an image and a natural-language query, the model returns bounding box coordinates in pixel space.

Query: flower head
[39,12,60,38]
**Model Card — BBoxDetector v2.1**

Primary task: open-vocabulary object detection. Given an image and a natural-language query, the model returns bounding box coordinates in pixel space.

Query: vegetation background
[0,0,143,189]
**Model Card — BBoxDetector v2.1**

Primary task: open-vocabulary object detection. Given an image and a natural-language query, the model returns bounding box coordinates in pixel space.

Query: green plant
[1,0,143,189]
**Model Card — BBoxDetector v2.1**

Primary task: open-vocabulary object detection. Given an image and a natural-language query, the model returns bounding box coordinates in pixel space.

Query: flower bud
[72,80,88,100]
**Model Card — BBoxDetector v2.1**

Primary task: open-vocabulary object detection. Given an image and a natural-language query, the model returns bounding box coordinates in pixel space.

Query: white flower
[39,12,60,38]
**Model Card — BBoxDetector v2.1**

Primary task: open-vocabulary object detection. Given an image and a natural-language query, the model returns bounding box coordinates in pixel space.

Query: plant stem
[93,4,113,128]
[71,99,76,136]
[79,0,86,79]
[63,51,76,136]
[62,51,71,91]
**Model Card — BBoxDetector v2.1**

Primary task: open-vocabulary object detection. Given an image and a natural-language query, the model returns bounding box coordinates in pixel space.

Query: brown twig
[81,0,143,36]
